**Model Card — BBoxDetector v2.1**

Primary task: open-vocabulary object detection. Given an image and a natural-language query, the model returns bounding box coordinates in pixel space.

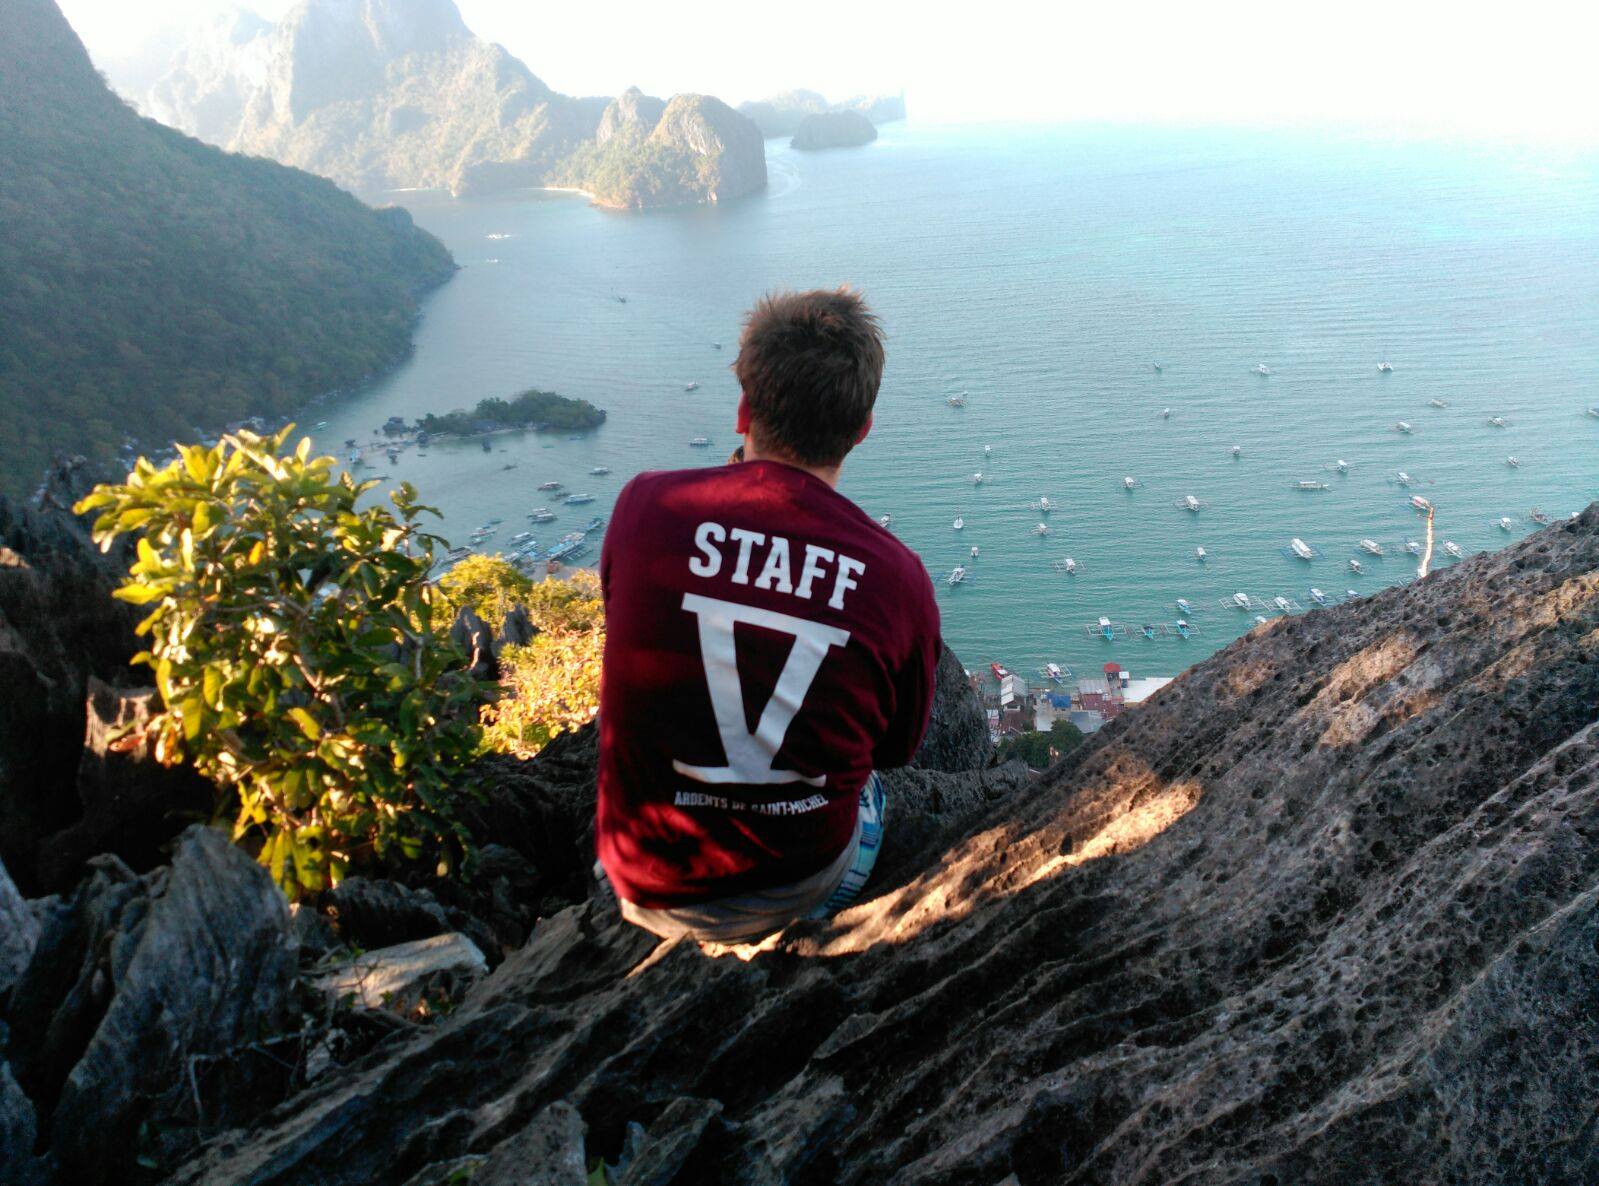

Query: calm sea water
[311,123,1599,683]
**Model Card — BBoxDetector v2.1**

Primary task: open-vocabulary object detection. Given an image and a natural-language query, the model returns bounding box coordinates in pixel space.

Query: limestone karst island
[2,0,1596,1182]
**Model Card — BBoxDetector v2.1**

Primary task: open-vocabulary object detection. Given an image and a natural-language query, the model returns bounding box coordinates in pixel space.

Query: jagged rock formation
[740,89,906,139]
[0,0,454,493]
[167,506,1599,1184]
[120,0,767,206]
[594,87,667,147]
[791,109,879,151]
[8,826,297,1184]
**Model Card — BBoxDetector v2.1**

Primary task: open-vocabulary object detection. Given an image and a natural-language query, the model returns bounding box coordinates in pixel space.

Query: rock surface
[791,109,879,151]
[315,933,488,1014]
[0,857,38,998]
[6,826,298,1184]
[171,507,1599,1185]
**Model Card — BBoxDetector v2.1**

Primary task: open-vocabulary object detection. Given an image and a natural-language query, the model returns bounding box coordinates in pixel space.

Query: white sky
[59,0,1599,142]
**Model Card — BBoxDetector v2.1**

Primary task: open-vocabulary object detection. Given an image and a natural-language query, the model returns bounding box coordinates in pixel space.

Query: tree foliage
[75,426,490,899]
[995,719,1086,770]
[416,389,606,439]
[483,628,604,758]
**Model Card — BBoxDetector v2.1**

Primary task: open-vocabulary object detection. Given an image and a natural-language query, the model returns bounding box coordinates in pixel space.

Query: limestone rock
[0,486,140,892]
[325,876,498,961]
[0,1057,39,1186]
[790,109,878,151]
[648,94,767,203]
[0,857,37,998]
[315,933,487,1014]
[474,1100,587,1185]
[35,678,214,891]
[596,87,667,147]
[173,507,1599,1185]
[121,0,762,208]
[6,826,297,1184]
[910,643,993,772]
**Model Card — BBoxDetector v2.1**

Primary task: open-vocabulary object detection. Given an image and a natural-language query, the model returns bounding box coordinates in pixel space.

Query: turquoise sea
[310,123,1599,683]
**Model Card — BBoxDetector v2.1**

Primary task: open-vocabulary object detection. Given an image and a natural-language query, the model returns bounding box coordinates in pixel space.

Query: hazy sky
[59,0,1599,142]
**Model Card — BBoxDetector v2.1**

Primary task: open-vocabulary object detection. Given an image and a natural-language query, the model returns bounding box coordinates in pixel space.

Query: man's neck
[740,438,843,489]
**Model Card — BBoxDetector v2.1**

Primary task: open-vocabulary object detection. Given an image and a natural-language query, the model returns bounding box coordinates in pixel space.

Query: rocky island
[740,89,906,139]
[116,0,767,209]
[552,91,767,210]
[791,108,879,150]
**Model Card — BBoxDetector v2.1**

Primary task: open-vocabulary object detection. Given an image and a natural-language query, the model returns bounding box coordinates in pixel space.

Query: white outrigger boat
[1359,539,1384,556]
[1293,480,1329,491]
[1394,420,1414,434]
[1230,445,1243,457]
[1123,476,1142,489]
[1255,363,1272,376]
[1175,598,1197,616]
[1404,539,1423,555]
[528,508,556,523]
[1443,541,1463,559]
[970,545,980,559]
[1394,471,1416,487]
[878,513,892,528]
[1034,496,1057,513]
[952,517,964,530]
[1177,494,1205,513]
[1308,587,1329,606]
[1161,407,1172,419]
[948,392,967,407]
[538,480,563,491]
[1529,508,1553,525]
[1410,494,1433,513]
[971,472,984,485]
[590,465,611,475]
[1505,455,1521,468]
[1333,459,1350,473]
[1195,546,1208,562]
[1272,595,1299,614]
[1032,523,1052,536]
[946,565,968,585]
[1287,537,1318,561]
[684,381,700,392]
[1487,415,1508,428]
[1041,662,1070,685]
[1497,516,1516,532]
[1587,407,1599,419]
[1429,398,1448,409]
[1083,616,1127,641]
[689,436,712,447]
[1052,557,1079,574]
[1229,592,1254,610]
[1377,361,1394,373]
[1349,558,1365,574]
[1173,619,1197,639]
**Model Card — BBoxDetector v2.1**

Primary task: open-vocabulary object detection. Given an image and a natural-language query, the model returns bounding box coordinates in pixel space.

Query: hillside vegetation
[0,0,454,494]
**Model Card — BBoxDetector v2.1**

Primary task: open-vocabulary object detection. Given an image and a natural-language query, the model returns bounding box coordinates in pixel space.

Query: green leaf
[288,708,322,741]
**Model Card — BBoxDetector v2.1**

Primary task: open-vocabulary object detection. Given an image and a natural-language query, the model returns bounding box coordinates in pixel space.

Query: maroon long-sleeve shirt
[596,460,940,909]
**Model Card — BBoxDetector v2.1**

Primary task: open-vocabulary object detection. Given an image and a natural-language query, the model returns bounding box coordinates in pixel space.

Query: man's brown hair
[734,287,885,467]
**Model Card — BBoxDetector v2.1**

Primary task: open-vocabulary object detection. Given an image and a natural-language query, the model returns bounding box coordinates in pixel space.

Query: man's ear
[735,393,751,435]
[854,414,873,445]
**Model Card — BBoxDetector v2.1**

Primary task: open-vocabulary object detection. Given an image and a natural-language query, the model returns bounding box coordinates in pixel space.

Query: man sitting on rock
[596,288,941,942]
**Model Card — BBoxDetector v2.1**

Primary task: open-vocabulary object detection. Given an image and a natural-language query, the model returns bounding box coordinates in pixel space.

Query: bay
[310,122,1599,683]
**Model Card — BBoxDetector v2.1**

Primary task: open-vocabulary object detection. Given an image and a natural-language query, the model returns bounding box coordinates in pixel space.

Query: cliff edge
[166,506,1599,1183]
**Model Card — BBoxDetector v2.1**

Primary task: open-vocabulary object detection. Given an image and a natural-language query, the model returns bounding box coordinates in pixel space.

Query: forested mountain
[117,0,767,208]
[0,0,455,494]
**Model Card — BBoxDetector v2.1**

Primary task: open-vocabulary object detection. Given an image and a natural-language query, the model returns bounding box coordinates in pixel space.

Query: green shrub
[76,426,491,899]
[435,554,534,633]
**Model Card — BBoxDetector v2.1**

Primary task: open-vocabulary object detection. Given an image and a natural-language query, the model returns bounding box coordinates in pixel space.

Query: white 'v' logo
[673,592,851,787]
